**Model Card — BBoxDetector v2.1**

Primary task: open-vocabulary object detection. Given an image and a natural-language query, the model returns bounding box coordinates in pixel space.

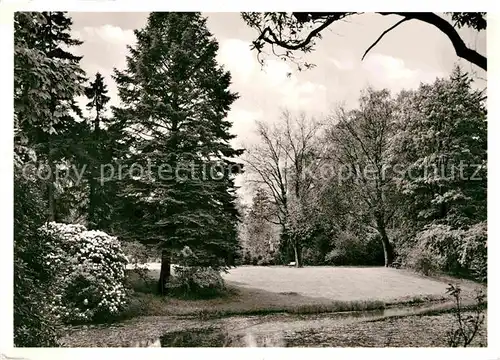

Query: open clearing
[139,264,480,302]
[223,266,456,301]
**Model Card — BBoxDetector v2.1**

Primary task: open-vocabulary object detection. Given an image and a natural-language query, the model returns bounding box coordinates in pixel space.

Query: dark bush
[14,172,60,347]
[325,231,369,266]
[167,266,226,298]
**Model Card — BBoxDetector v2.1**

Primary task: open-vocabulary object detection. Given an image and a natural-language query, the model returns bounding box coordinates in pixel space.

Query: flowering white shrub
[407,222,487,282]
[40,222,128,323]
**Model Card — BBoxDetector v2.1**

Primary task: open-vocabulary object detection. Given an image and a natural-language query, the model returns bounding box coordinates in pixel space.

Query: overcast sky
[68,12,486,202]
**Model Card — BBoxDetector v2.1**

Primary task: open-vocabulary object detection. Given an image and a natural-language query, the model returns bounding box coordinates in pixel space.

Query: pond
[159,327,286,347]
[127,302,459,348]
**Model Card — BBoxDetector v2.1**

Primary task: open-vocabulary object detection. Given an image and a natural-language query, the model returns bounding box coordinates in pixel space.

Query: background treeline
[240,70,487,283]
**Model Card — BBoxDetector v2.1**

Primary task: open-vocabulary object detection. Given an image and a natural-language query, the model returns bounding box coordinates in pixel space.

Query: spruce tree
[15,11,86,221]
[84,72,111,229]
[113,12,243,293]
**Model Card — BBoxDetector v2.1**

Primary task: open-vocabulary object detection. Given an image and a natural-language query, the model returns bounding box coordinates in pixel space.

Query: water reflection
[132,302,456,348]
[158,327,286,347]
[130,338,162,347]
[241,331,286,347]
[160,328,231,347]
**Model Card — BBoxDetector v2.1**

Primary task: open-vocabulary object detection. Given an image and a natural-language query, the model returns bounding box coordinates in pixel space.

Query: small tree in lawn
[113,12,243,294]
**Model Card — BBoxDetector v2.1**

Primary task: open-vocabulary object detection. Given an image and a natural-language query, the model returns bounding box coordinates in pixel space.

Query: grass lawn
[222,265,480,301]
[124,265,483,318]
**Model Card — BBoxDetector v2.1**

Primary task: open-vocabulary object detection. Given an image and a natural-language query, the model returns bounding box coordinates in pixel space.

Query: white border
[0,0,494,12]
[1,2,498,360]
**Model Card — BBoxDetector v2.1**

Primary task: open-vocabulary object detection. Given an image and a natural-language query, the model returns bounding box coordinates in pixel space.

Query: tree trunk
[297,245,304,267]
[88,179,96,228]
[47,181,55,222]
[157,249,171,295]
[293,242,302,268]
[377,219,394,267]
[88,114,101,229]
[47,156,56,222]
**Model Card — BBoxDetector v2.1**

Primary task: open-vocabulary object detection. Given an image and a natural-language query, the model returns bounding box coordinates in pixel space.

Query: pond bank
[60,303,487,347]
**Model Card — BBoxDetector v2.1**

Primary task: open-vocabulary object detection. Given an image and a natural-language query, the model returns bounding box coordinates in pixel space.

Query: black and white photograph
[5,5,494,353]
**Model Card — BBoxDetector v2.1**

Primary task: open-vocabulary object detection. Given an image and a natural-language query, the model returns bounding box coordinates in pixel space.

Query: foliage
[14,12,87,223]
[406,222,487,281]
[239,188,280,265]
[396,66,487,228]
[14,11,87,346]
[40,222,128,323]
[405,244,441,276]
[413,225,461,274]
[242,12,486,71]
[167,266,226,298]
[447,12,487,31]
[390,67,487,279]
[14,168,60,347]
[446,284,486,347]
[112,13,244,291]
[458,222,487,282]
[122,241,156,264]
[324,231,384,266]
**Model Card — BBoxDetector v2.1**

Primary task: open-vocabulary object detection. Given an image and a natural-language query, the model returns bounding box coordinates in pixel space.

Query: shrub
[459,222,487,282]
[302,247,324,265]
[167,266,225,298]
[122,241,151,264]
[408,223,487,281]
[40,222,129,323]
[14,173,60,347]
[405,244,441,276]
[325,231,367,265]
[324,248,345,265]
[166,246,226,298]
[125,269,156,294]
[257,253,274,266]
[413,224,462,274]
[122,241,152,282]
[446,284,486,347]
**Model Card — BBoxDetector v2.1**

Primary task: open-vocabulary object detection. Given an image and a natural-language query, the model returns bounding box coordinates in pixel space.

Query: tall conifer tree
[113,12,243,293]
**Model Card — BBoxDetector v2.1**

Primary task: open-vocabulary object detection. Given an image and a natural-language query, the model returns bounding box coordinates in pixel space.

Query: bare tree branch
[378,12,486,70]
[362,18,410,61]
[246,12,486,71]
